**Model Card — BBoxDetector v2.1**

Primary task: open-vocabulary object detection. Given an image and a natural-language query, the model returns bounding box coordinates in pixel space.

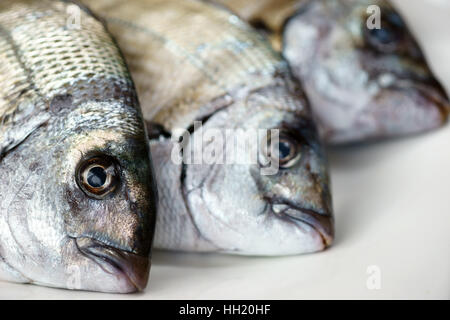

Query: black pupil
[87,166,107,188]
[370,27,397,44]
[279,141,292,160]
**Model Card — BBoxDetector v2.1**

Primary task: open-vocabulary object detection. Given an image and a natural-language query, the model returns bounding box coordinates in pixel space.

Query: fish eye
[76,156,119,199]
[277,135,301,168]
[364,12,404,52]
[368,27,398,45]
[260,131,302,170]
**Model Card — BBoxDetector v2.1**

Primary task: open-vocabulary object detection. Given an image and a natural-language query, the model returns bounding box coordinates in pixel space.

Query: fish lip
[271,203,334,248]
[75,237,150,292]
[388,80,450,121]
[415,83,450,121]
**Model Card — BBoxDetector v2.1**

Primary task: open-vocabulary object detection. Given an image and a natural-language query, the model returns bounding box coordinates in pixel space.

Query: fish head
[6,99,157,293]
[283,0,449,144]
[183,84,333,255]
[59,101,157,293]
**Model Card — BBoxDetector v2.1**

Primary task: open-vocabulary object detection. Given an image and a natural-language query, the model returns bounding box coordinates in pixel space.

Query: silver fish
[83,0,334,256]
[0,0,157,292]
[214,0,450,144]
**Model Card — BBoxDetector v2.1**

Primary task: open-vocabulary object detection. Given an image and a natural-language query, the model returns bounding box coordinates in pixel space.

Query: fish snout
[385,78,450,123]
[76,237,150,292]
[416,80,450,120]
[272,203,334,248]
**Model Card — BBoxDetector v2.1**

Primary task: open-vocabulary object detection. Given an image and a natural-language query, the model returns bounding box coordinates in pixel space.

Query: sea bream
[0,0,157,292]
[213,0,450,144]
[82,0,334,255]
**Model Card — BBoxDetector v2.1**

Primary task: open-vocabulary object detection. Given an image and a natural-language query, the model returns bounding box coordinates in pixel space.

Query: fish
[213,0,450,144]
[82,0,334,256]
[0,0,157,293]
[212,0,301,51]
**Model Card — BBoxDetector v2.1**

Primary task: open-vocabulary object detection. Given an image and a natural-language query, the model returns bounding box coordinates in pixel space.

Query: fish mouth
[387,79,450,121]
[271,203,334,248]
[76,237,150,292]
[417,83,449,120]
[406,81,450,120]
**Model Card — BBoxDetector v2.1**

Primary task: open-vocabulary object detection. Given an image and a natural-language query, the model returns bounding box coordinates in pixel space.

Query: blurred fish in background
[214,0,450,144]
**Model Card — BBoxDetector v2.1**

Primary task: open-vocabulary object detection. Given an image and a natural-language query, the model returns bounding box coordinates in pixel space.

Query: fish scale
[0,0,141,156]
[84,0,293,132]
[0,1,134,106]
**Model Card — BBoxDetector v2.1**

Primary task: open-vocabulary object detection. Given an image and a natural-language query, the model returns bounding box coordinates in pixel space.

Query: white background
[0,0,449,299]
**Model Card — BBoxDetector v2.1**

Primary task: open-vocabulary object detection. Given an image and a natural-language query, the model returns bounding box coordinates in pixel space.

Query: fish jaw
[351,81,449,144]
[271,204,333,249]
[301,76,449,144]
[183,175,333,256]
[75,237,150,293]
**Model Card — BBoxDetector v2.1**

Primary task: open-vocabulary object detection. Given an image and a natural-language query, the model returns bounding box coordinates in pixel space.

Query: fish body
[212,0,300,51]
[0,0,157,292]
[214,0,450,144]
[83,0,334,256]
